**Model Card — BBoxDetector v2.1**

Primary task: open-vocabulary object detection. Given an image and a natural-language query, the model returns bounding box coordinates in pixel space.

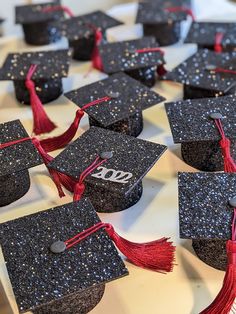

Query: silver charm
[91,166,133,184]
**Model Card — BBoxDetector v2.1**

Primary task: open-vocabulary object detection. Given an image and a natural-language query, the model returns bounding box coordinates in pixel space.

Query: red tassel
[106,225,175,273]
[42,5,74,17]
[25,65,57,135]
[214,32,224,53]
[157,64,168,76]
[165,6,195,21]
[39,110,84,152]
[91,28,104,71]
[73,182,85,201]
[200,240,236,314]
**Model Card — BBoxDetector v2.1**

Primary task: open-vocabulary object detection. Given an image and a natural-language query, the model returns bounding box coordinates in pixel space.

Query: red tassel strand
[42,5,74,17]
[213,118,236,172]
[25,65,57,135]
[214,32,224,53]
[201,209,236,314]
[165,6,195,21]
[64,222,175,273]
[73,156,107,201]
[91,28,104,71]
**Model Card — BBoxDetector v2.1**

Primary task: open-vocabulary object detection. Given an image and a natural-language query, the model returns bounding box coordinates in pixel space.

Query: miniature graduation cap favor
[64,72,165,137]
[136,1,195,46]
[165,95,236,172]
[55,10,123,61]
[179,172,236,313]
[0,49,70,135]
[95,37,167,87]
[185,22,236,52]
[48,126,167,212]
[163,49,236,99]
[15,0,64,45]
[0,120,42,207]
[0,198,175,313]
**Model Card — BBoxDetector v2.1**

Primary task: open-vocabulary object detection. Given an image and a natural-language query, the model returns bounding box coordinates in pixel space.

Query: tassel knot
[73,182,85,201]
[25,80,35,89]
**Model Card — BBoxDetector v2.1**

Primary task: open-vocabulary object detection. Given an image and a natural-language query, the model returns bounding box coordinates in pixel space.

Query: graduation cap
[15,0,64,45]
[179,172,236,313]
[141,0,192,7]
[136,1,195,46]
[165,95,236,172]
[163,49,236,99]
[0,119,42,207]
[55,10,123,61]
[0,199,129,314]
[48,126,167,213]
[96,37,167,88]
[64,72,165,137]
[0,49,71,135]
[184,22,236,52]
[0,17,5,36]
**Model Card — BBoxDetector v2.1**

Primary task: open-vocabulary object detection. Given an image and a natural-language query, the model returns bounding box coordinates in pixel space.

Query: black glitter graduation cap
[98,37,166,88]
[163,49,236,99]
[56,10,123,61]
[48,126,167,212]
[0,198,128,314]
[165,95,236,172]
[141,0,192,7]
[64,72,165,137]
[136,1,194,46]
[184,22,236,52]
[0,49,71,135]
[15,0,64,45]
[0,119,42,207]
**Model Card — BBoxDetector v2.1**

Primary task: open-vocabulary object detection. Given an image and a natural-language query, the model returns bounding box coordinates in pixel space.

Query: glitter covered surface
[48,126,167,197]
[165,95,236,143]
[65,72,165,127]
[178,172,236,240]
[141,0,192,7]
[136,2,187,24]
[0,199,128,313]
[99,37,165,74]
[185,22,236,49]
[0,120,42,176]
[0,49,70,81]
[163,49,236,93]
[15,0,64,24]
[56,11,122,42]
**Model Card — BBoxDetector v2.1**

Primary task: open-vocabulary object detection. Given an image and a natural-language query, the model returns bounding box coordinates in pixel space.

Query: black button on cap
[50,241,66,254]
[31,60,41,66]
[205,64,217,71]
[100,151,113,159]
[209,112,223,119]
[229,196,236,208]
[104,89,120,99]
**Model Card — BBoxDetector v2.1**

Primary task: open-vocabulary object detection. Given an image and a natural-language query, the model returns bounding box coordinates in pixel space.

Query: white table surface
[1,1,236,313]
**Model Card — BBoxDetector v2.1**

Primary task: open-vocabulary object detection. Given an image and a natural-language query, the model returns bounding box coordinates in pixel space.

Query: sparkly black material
[64,72,165,136]
[165,95,236,171]
[185,22,236,51]
[0,18,4,37]
[98,37,165,87]
[163,49,236,99]
[0,120,42,206]
[15,1,64,45]
[0,199,128,313]
[0,49,70,105]
[48,127,167,212]
[136,2,188,46]
[142,0,192,8]
[55,11,122,61]
[179,172,236,269]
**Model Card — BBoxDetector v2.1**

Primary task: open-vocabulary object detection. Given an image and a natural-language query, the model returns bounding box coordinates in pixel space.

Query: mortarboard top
[184,22,236,49]
[0,119,42,177]
[64,72,165,127]
[56,10,123,42]
[140,0,191,6]
[98,37,165,74]
[15,0,64,25]
[163,49,236,94]
[0,198,128,313]
[0,49,70,82]
[48,126,167,197]
[165,94,236,143]
[178,172,236,240]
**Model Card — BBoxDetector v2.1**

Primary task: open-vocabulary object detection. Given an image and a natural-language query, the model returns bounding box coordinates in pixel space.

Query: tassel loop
[25,64,57,135]
[214,32,224,53]
[42,5,74,17]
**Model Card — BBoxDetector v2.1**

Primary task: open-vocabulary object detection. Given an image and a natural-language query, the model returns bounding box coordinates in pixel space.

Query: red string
[214,32,224,53]
[212,67,236,75]
[0,137,31,149]
[165,6,195,21]
[73,156,107,201]
[135,47,165,55]
[41,5,74,17]
[213,118,236,172]
[25,65,57,135]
